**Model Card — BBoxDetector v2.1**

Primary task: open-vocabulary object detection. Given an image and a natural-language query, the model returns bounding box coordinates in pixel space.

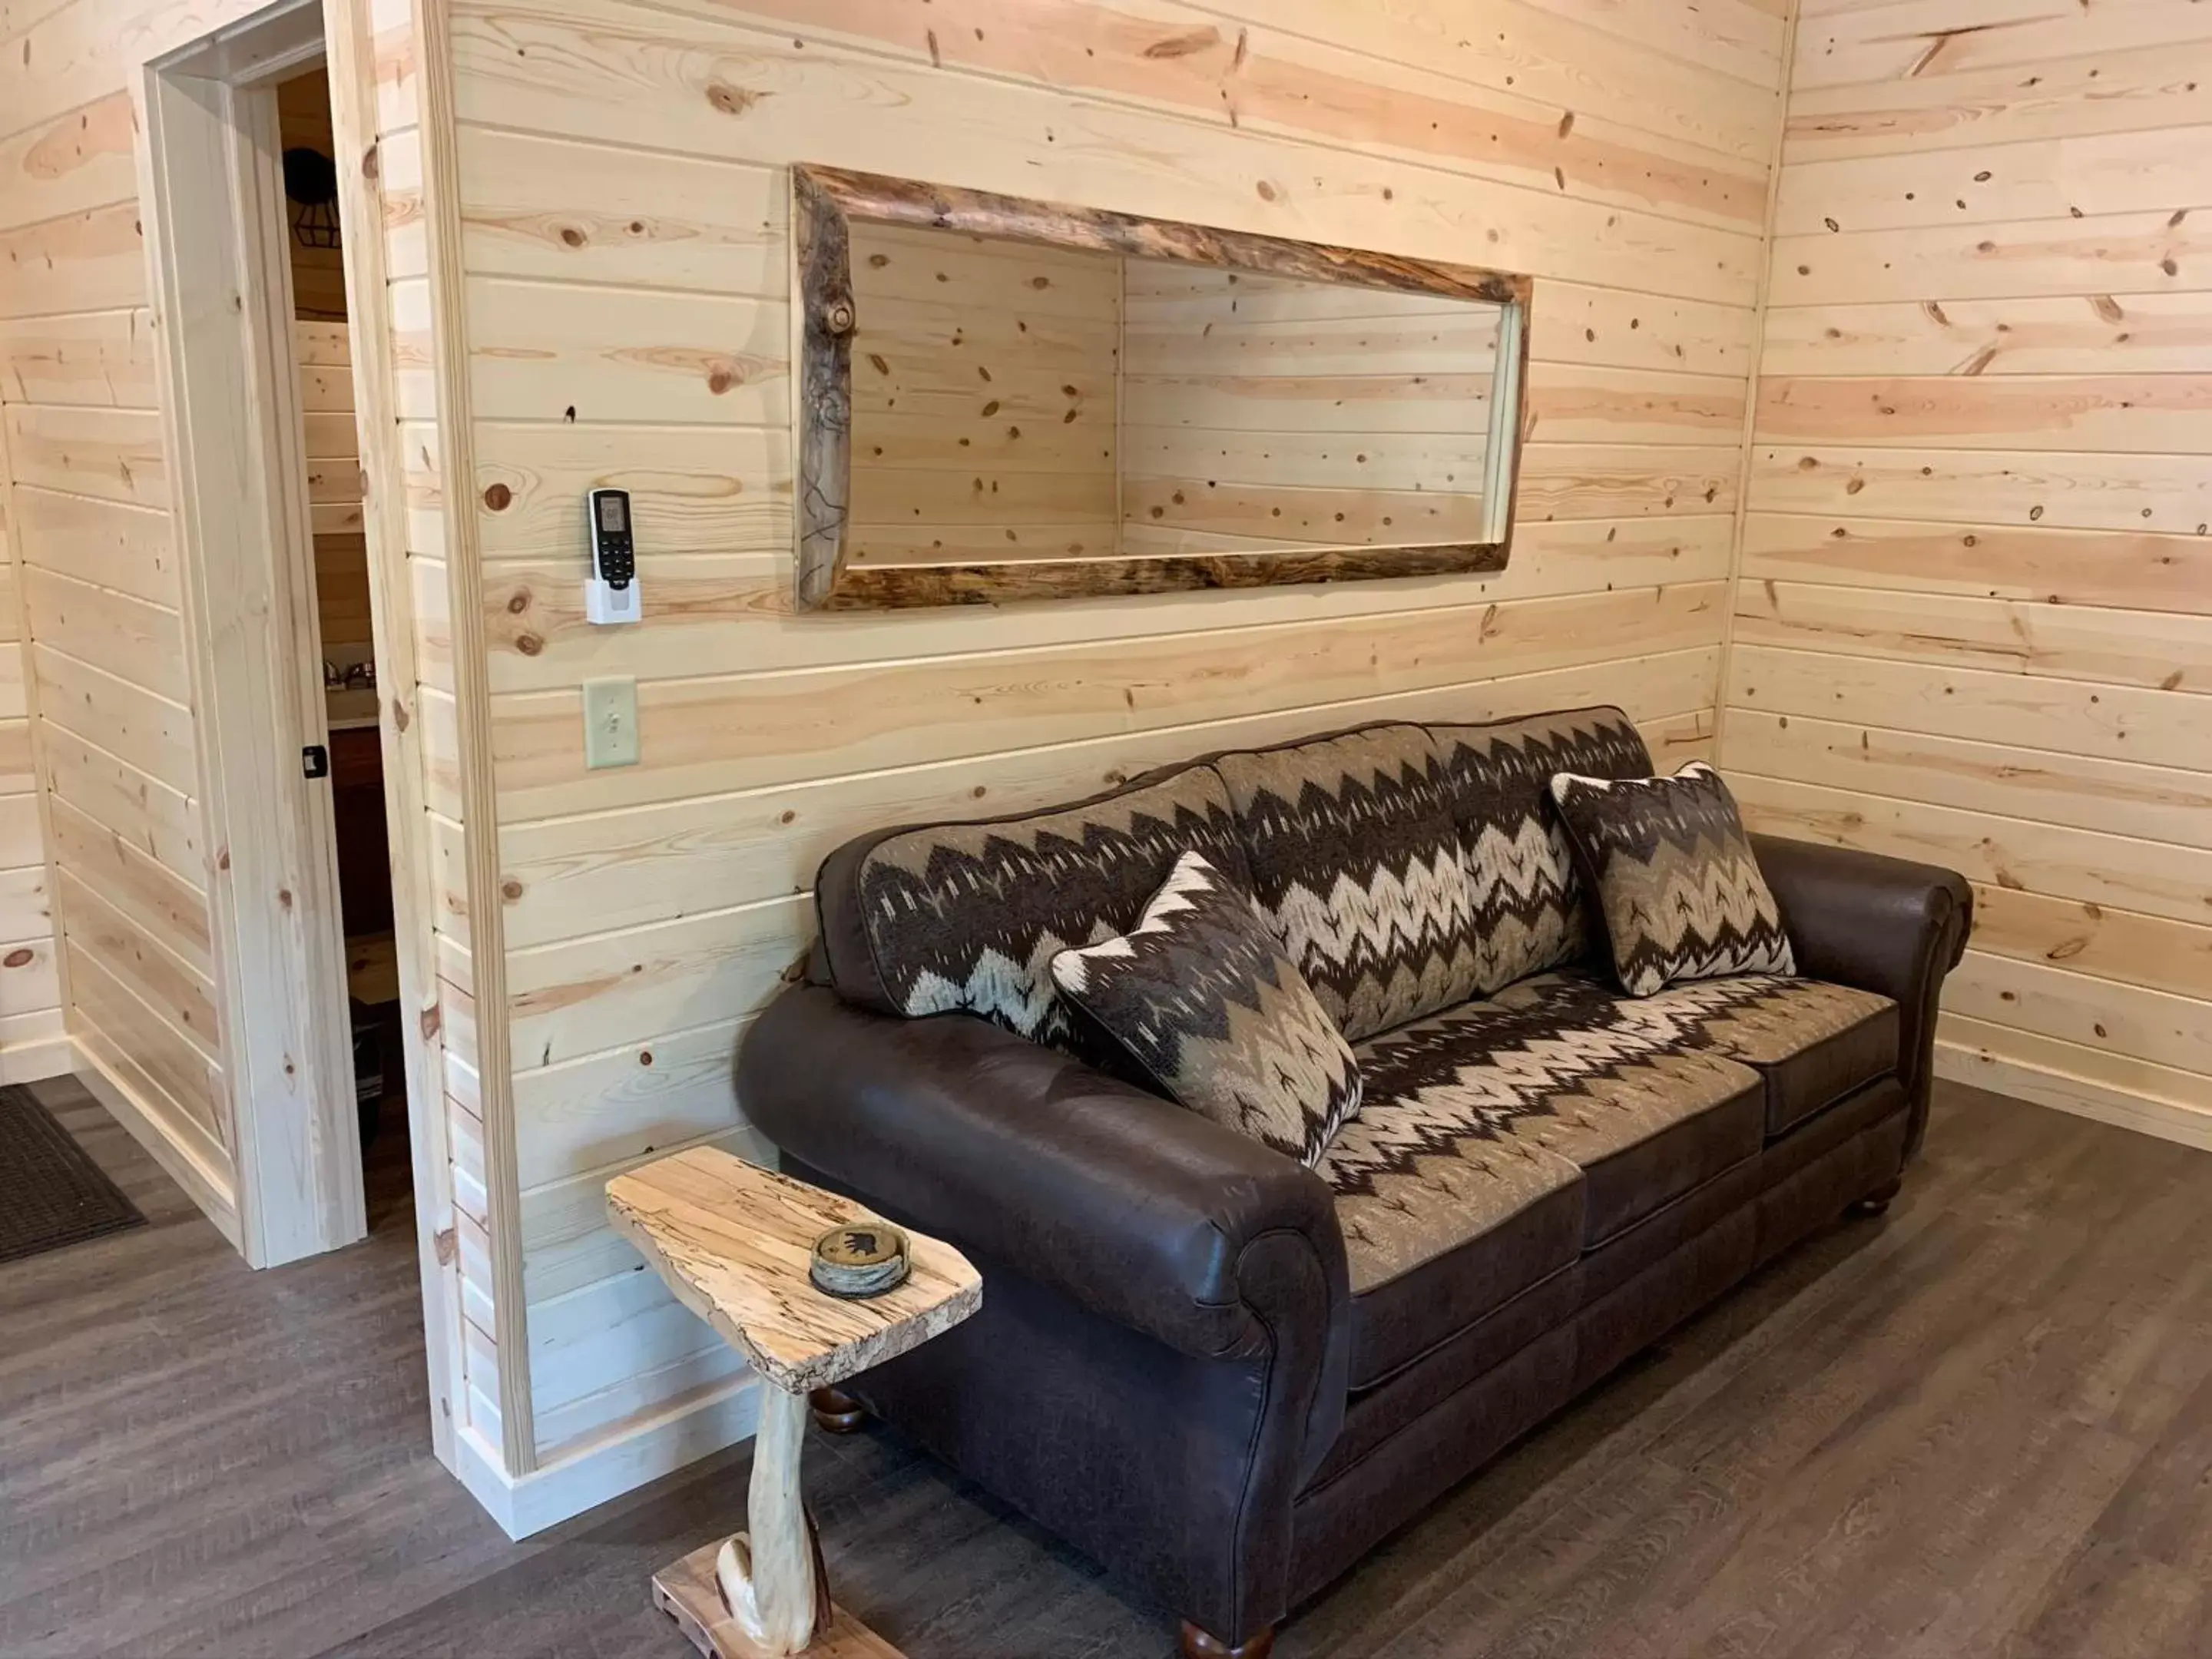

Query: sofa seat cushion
[1320,972,1774,1386]
[1214,724,1482,1041]
[1318,1094,1584,1391]
[1645,975,1899,1137]
[1427,707,1655,995]
[1353,975,1768,1253]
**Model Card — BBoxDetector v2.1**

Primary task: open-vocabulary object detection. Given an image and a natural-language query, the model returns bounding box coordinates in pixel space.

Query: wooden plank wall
[276,71,349,323]
[0,469,61,1080]
[1121,264,1500,553]
[0,7,239,1197]
[455,0,1786,1465]
[845,221,1122,569]
[1728,0,2212,1142]
[296,320,375,656]
[0,0,476,1353]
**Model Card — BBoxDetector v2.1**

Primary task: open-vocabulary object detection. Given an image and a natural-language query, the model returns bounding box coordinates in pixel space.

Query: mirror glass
[839,221,1521,578]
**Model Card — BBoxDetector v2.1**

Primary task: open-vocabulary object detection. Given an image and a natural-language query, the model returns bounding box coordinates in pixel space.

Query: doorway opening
[272,59,412,1233]
[137,0,428,1267]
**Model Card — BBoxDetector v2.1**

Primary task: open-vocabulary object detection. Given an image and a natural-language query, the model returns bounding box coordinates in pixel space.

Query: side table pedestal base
[651,1541,903,1659]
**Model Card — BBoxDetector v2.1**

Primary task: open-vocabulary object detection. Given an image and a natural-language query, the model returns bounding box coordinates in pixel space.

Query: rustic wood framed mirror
[790,165,1532,611]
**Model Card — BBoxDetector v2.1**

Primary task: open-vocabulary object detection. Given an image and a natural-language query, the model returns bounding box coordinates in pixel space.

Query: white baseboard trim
[0,1029,75,1085]
[1936,1039,2212,1152]
[453,1372,764,1539]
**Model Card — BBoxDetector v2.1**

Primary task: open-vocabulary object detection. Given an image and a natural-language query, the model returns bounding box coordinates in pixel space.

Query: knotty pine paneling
[1730,0,2212,1143]
[296,322,374,650]
[0,0,491,1447]
[446,0,1790,1459]
[276,72,349,322]
[0,459,56,1068]
[1120,263,1499,555]
[845,221,1121,569]
[0,0,226,1175]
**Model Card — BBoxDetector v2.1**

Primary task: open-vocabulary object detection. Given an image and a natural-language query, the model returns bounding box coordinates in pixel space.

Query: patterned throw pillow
[1049,851,1363,1170]
[1548,761,1796,998]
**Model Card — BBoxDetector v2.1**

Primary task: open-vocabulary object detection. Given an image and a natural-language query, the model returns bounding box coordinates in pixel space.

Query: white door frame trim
[137,0,364,1267]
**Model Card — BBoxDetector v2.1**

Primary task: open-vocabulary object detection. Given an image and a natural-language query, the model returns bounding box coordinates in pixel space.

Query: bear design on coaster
[810,1224,911,1299]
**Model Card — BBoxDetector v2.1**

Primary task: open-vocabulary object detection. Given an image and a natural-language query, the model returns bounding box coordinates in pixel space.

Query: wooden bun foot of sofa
[809,1386,869,1435]
[1181,1621,1274,1658]
[1849,1177,1903,1217]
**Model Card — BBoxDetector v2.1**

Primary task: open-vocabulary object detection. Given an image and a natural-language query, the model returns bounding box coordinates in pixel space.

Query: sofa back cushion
[814,763,1248,1057]
[1212,724,1478,1042]
[1427,707,1654,995]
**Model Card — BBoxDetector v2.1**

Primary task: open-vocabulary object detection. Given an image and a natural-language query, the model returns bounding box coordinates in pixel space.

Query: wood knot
[392,700,410,732]
[483,482,512,511]
[823,299,856,336]
[705,81,760,115]
[434,1228,457,1265]
[361,142,379,182]
[515,632,544,656]
[506,588,531,614]
[707,363,737,395]
[1142,25,1218,58]
[559,224,586,247]
[501,878,524,901]
[2,948,31,969]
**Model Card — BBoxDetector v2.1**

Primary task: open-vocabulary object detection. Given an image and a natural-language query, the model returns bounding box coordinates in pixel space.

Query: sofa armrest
[736,983,1352,1373]
[1750,834,1973,1154]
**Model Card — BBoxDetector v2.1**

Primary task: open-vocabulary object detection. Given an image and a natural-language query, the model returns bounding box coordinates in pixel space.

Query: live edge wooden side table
[608,1147,983,1659]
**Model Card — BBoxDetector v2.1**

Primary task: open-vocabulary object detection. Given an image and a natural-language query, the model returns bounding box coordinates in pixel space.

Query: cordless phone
[585,487,642,625]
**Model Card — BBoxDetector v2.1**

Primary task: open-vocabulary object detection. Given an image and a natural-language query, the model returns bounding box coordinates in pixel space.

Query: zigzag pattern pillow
[1548,760,1795,998]
[1050,852,1362,1170]
[1432,707,1656,995]
[845,763,1248,1059]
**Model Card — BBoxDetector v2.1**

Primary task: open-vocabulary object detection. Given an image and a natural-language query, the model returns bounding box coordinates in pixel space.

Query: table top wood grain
[605,1147,982,1394]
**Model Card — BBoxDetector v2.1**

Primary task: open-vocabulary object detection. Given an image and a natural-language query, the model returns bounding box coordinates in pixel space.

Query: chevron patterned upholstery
[1212,724,1482,1043]
[1550,760,1796,996]
[1050,851,1362,1169]
[1320,967,1894,1382]
[1328,970,1768,1260]
[1430,708,1655,995]
[840,763,1249,1058]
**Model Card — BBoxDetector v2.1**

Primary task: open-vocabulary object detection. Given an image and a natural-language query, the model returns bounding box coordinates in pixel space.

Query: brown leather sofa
[738,707,1972,1657]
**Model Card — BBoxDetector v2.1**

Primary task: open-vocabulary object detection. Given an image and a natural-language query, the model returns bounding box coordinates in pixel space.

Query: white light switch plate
[582,676,640,769]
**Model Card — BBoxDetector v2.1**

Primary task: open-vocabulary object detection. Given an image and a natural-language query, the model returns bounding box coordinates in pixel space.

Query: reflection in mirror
[793,167,1529,610]
[1118,262,1503,559]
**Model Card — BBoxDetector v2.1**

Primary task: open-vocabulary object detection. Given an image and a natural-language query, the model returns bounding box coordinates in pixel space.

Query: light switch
[582,676,639,769]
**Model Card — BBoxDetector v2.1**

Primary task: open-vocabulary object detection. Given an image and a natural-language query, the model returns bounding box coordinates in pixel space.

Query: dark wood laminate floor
[7,1076,2212,1658]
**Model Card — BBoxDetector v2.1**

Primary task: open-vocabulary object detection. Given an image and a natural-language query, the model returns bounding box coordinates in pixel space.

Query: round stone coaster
[810,1223,911,1299]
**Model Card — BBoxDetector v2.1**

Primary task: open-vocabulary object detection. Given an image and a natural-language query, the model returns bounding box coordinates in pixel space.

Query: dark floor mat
[0,1084,145,1263]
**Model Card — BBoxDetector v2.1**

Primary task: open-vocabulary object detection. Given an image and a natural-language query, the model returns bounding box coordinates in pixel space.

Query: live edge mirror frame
[789,164,1534,612]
